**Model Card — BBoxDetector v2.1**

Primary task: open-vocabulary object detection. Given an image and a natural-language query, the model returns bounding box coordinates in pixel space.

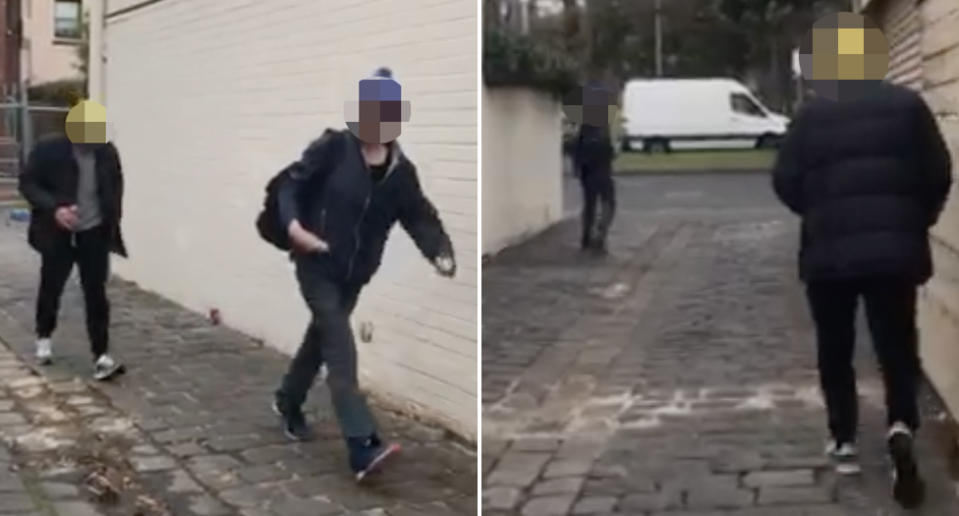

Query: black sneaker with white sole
[888,428,925,509]
[272,397,315,442]
[93,354,125,381]
[825,440,861,475]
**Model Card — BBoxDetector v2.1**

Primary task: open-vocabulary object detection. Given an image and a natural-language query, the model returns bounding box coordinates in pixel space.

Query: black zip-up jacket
[278,129,453,286]
[773,82,952,284]
[18,135,127,257]
[574,124,614,173]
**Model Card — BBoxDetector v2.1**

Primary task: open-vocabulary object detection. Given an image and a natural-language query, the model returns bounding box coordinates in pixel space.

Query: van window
[730,94,766,117]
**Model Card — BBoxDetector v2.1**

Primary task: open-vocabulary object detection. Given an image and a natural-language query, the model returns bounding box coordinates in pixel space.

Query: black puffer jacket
[773,82,952,284]
[278,129,453,286]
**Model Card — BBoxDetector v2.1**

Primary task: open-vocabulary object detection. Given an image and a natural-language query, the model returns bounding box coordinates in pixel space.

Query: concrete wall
[23,0,82,84]
[482,86,562,255]
[917,0,959,420]
[102,0,477,438]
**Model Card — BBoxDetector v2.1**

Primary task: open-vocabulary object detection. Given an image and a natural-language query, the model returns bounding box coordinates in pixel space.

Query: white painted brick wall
[482,86,563,255]
[103,0,477,438]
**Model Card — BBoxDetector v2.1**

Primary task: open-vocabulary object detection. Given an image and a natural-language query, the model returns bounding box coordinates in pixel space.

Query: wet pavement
[482,173,959,516]
[0,210,476,516]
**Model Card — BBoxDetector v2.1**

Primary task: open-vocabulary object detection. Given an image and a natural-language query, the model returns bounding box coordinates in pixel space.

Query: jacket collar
[345,130,406,179]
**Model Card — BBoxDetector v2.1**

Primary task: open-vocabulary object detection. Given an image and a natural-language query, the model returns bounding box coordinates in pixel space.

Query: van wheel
[756,135,782,149]
[643,138,671,153]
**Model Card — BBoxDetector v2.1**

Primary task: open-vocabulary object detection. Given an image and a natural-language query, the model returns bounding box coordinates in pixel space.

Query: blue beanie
[360,67,401,101]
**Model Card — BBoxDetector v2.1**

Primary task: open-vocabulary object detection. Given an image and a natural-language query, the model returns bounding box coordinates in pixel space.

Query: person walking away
[269,68,456,482]
[774,70,951,510]
[574,82,616,254]
[17,99,127,380]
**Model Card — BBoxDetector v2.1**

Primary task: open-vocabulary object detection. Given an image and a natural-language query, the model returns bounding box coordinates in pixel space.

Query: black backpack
[255,162,301,251]
[256,130,339,251]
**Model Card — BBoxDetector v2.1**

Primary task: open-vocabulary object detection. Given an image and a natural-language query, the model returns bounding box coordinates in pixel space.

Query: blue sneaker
[348,435,401,482]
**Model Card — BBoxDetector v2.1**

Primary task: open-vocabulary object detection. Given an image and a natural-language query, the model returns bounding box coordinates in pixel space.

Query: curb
[615,168,771,176]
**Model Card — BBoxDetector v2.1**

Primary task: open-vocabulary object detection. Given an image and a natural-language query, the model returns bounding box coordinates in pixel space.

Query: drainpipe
[87,0,105,104]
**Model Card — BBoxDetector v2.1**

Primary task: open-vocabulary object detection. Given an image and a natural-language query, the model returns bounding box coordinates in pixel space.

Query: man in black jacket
[18,100,126,381]
[272,68,455,481]
[569,82,616,253]
[774,16,952,506]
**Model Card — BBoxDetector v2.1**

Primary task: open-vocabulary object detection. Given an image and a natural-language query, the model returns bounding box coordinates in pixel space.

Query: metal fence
[0,99,70,178]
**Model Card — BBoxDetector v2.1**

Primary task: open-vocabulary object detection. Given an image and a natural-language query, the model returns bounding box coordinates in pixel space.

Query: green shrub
[483,29,578,99]
[28,80,86,107]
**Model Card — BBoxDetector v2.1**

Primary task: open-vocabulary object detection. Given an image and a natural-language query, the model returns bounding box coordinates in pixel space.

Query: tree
[73,12,90,88]
[717,0,849,111]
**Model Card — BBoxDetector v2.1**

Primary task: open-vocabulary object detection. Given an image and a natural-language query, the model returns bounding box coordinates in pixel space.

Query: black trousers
[35,225,111,359]
[579,166,616,247]
[806,277,921,444]
[277,257,377,439]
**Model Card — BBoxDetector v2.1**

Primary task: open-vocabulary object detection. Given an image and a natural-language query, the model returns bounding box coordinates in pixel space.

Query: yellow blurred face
[65,100,109,144]
[799,12,889,101]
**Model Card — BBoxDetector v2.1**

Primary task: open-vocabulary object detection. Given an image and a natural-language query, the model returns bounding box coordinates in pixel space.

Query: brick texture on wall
[917,0,959,421]
[103,0,477,437]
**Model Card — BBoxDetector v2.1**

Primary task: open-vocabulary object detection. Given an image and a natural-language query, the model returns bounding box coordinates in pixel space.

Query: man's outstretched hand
[433,254,456,278]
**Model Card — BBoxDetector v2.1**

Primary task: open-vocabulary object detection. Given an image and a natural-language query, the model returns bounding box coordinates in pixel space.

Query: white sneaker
[93,354,123,381]
[36,338,52,365]
[825,440,861,475]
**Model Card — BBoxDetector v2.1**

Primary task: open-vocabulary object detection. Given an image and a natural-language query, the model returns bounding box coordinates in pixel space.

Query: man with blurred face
[773,12,952,509]
[566,82,617,254]
[271,67,456,481]
[18,99,127,381]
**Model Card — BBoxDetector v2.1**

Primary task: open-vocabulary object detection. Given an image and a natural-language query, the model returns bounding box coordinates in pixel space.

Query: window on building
[730,93,766,117]
[54,0,82,40]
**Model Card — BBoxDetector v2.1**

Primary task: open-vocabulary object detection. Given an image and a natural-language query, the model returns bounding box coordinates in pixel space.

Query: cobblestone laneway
[483,174,959,516]
[0,210,476,515]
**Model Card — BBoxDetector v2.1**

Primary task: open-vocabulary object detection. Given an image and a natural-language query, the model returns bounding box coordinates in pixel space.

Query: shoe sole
[272,401,314,442]
[355,443,401,483]
[835,462,862,475]
[889,434,925,509]
[93,364,125,381]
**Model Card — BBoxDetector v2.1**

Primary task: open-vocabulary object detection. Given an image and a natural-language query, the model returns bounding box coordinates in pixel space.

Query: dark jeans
[277,257,377,439]
[806,277,921,445]
[579,166,616,247]
[35,225,111,359]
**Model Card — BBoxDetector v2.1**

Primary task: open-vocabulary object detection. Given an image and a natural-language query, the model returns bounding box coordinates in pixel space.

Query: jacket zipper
[345,142,399,281]
[346,195,370,281]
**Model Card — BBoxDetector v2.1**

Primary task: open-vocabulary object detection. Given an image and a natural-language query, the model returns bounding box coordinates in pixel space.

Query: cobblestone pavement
[0,211,476,515]
[482,174,959,516]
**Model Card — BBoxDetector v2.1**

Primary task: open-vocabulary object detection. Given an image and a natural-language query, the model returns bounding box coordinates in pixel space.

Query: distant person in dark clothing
[774,11,953,510]
[18,100,126,381]
[567,82,616,253]
[272,68,455,482]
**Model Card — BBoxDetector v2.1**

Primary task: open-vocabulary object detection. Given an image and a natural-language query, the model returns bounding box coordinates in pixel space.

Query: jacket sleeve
[398,167,453,262]
[18,141,58,212]
[916,98,953,225]
[772,110,807,214]
[278,129,338,231]
[110,143,124,221]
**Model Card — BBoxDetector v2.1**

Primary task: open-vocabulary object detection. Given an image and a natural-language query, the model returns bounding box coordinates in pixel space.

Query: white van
[620,78,790,152]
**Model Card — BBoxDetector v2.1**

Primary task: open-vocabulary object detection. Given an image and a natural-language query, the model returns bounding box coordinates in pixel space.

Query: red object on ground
[209,309,221,325]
